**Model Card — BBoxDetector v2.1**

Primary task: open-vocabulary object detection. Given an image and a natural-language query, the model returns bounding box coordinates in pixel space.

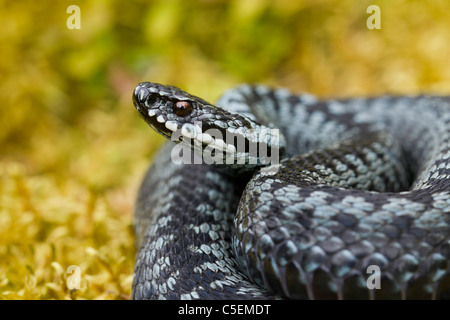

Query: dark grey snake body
[131,82,450,299]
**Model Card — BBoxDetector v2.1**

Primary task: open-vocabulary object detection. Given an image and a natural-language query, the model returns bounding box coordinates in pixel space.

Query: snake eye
[173,101,193,117]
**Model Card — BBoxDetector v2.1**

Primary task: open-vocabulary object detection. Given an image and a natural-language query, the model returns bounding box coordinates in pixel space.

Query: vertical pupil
[174,101,193,117]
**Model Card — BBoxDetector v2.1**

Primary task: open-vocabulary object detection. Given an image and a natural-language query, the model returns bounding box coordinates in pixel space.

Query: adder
[131,82,450,300]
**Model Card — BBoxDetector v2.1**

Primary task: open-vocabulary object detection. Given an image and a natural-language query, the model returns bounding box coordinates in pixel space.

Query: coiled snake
[131,82,450,299]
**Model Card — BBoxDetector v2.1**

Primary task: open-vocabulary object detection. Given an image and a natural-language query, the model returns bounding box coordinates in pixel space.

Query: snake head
[133,82,286,172]
[133,82,210,139]
[133,82,249,148]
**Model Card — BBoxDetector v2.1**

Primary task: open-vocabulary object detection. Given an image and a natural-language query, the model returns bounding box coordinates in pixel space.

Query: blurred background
[0,0,449,299]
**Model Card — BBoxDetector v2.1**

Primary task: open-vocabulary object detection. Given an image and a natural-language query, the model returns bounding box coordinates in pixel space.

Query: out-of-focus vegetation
[0,0,449,299]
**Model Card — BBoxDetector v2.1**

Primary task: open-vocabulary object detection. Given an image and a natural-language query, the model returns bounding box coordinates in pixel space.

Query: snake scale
[131,82,450,300]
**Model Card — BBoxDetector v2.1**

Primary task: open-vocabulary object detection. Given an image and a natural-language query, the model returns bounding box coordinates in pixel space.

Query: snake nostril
[134,86,150,105]
[173,101,193,117]
[146,94,158,106]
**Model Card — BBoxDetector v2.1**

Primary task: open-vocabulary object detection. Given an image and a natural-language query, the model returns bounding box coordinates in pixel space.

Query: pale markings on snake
[131,82,450,299]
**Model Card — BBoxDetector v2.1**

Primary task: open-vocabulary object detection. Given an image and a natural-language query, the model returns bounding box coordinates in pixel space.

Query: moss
[1,0,449,299]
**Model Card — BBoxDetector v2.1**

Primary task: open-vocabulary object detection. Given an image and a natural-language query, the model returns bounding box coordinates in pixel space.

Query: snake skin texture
[131,82,450,300]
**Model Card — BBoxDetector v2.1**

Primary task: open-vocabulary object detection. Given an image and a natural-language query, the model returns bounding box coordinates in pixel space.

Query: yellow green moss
[1,0,449,299]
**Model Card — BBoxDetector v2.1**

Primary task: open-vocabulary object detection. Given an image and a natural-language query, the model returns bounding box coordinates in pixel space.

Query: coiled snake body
[131,82,450,299]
